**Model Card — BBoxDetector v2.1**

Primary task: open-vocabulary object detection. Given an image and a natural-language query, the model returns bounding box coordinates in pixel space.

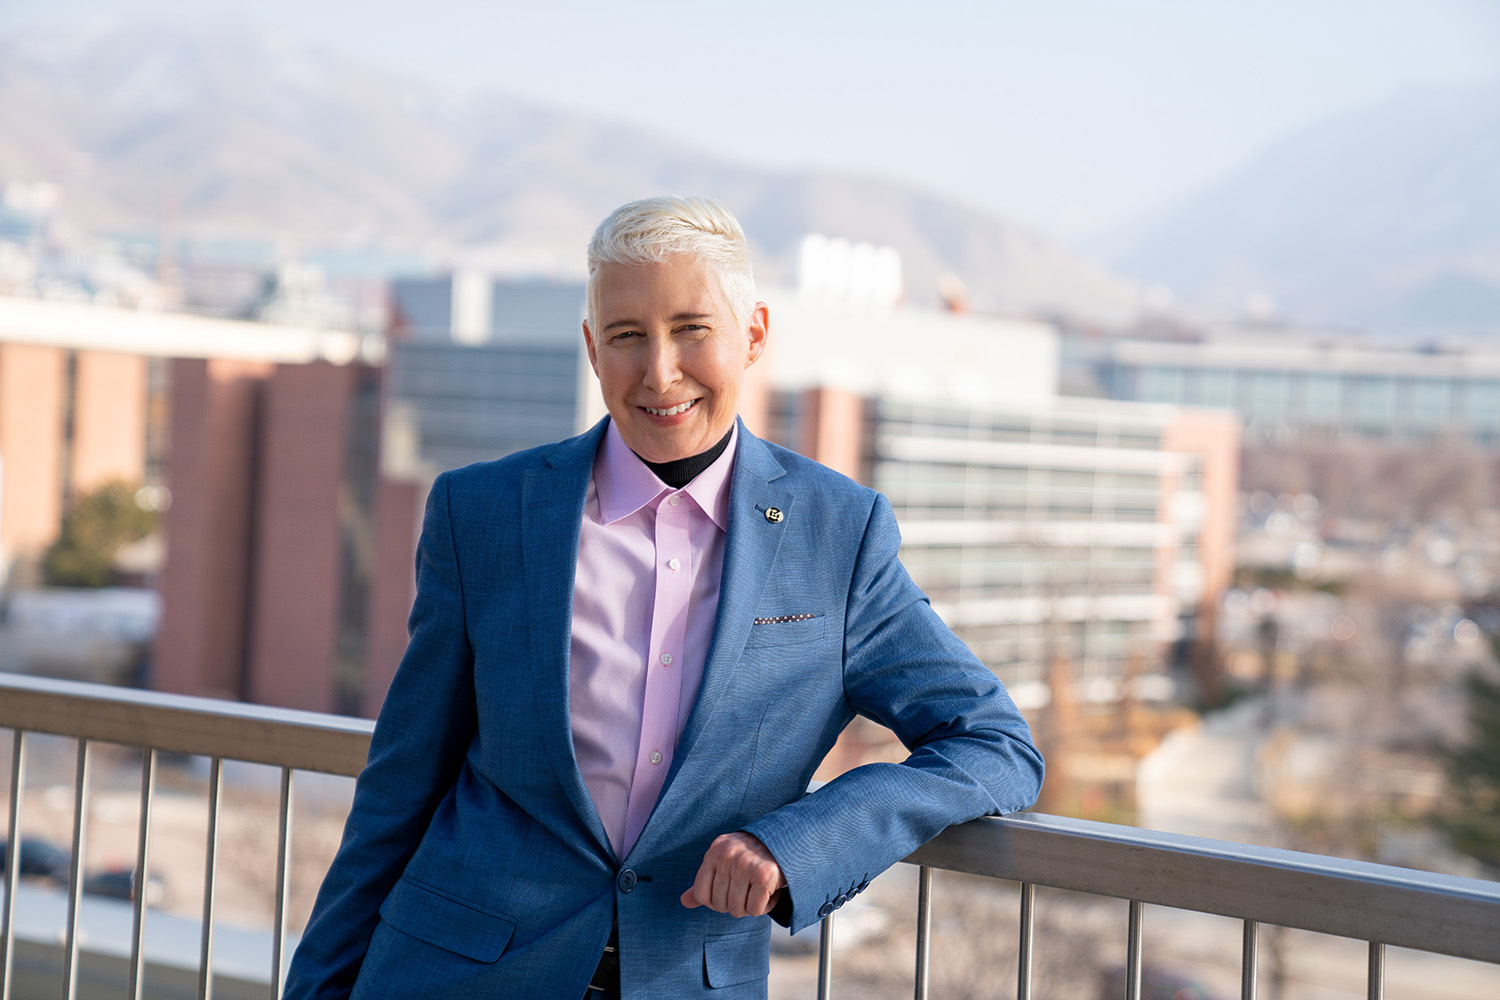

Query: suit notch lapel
[522,461,613,857]
[661,434,794,783]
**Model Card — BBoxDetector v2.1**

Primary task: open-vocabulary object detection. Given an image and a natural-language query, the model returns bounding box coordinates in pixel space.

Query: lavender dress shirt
[568,421,737,858]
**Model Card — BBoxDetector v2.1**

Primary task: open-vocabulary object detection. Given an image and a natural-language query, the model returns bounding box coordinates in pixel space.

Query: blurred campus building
[758,293,1238,714]
[385,273,590,473]
[1095,327,1500,446]
[0,296,393,712]
[0,267,1236,742]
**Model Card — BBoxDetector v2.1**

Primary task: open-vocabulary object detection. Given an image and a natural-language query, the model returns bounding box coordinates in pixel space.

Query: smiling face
[583,254,768,464]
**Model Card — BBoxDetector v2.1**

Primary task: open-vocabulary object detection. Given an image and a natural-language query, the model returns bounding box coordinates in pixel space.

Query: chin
[635,429,706,463]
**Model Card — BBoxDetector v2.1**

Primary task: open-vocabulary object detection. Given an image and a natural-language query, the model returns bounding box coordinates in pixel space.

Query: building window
[1463,381,1500,433]
[1137,366,1185,404]
[1353,376,1396,428]
[1405,378,1452,429]
[1248,371,1290,418]
[1199,369,1237,409]
[1301,373,1343,420]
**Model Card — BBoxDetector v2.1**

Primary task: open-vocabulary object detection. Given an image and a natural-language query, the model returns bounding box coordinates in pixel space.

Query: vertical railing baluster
[1,730,26,1000]
[1017,882,1035,1000]
[129,748,157,1000]
[817,911,835,1000]
[1241,919,1258,1000]
[271,767,295,999]
[1125,900,1144,1000]
[1367,942,1384,1000]
[199,757,223,1000]
[913,866,933,1000]
[63,739,92,1000]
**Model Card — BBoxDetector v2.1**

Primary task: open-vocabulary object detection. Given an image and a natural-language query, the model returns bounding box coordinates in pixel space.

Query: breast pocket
[744,613,824,648]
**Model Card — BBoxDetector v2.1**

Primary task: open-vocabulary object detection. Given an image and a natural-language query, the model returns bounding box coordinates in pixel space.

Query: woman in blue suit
[283,197,1043,999]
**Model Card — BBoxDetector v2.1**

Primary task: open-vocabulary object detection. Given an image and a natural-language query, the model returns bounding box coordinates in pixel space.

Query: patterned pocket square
[753,614,817,624]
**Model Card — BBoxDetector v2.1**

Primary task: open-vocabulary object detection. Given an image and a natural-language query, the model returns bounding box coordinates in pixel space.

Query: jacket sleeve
[742,492,1044,934]
[283,472,479,999]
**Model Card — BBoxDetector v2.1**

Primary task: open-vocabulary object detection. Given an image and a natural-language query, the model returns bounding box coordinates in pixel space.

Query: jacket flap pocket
[379,878,515,963]
[704,927,771,988]
[744,614,824,648]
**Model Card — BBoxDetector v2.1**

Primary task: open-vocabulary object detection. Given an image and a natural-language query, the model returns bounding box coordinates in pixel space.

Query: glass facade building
[385,276,587,474]
[1100,336,1500,445]
[780,393,1219,709]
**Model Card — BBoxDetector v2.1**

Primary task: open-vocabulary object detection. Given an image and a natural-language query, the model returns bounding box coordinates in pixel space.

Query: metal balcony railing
[2,671,1499,1000]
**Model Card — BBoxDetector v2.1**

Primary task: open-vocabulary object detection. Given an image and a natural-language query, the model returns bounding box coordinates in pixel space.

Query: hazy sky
[3,0,1498,240]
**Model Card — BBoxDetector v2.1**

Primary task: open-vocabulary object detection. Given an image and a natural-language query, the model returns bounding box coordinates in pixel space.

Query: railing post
[1017,882,1035,1000]
[1,730,25,1000]
[1241,919,1258,1000]
[271,767,295,999]
[129,748,157,1000]
[199,757,223,1000]
[63,739,91,1000]
[1125,900,1144,1000]
[1367,941,1385,1000]
[817,911,835,1000]
[914,866,933,1000]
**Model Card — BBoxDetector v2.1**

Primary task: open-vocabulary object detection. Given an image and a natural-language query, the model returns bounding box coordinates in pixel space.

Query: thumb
[680,887,702,908]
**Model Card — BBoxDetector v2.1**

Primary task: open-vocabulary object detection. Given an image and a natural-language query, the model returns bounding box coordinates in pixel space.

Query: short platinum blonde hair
[585,195,756,337]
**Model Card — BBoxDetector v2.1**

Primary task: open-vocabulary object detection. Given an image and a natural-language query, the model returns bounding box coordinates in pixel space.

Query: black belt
[585,927,620,999]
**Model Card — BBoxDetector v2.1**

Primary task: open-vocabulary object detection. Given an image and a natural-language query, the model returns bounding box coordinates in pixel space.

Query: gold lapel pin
[764,507,784,524]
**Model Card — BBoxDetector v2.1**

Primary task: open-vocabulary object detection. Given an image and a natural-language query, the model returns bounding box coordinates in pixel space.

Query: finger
[744,876,773,917]
[690,855,719,912]
[679,887,701,908]
[709,858,733,914]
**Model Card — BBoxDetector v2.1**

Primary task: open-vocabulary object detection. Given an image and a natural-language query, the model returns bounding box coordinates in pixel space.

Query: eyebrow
[602,311,715,333]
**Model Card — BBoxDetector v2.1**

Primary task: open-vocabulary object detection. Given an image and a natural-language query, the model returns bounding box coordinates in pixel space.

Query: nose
[642,336,682,393]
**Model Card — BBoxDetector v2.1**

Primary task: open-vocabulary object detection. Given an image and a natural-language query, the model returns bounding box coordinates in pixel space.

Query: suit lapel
[521,421,613,857]
[530,420,795,860]
[663,426,794,781]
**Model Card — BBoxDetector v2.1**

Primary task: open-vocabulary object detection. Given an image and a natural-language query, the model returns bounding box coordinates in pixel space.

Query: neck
[638,426,734,489]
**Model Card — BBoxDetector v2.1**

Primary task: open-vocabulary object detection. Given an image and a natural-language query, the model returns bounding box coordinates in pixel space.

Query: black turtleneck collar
[638,426,734,490]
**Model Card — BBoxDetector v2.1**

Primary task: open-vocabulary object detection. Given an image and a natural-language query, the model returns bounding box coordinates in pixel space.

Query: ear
[582,321,599,376]
[745,302,769,367]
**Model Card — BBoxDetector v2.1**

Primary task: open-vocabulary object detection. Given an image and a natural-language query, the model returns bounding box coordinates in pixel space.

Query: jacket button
[817,902,834,918]
[617,869,637,893]
[833,893,848,906]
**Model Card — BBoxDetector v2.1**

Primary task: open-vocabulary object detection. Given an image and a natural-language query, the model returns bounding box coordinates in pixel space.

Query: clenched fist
[679,832,787,918]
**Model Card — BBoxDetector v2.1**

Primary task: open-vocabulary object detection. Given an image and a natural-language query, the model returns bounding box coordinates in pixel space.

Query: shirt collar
[595,420,737,530]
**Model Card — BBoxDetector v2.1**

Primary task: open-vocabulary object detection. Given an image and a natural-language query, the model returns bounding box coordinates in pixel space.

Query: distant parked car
[0,837,70,884]
[83,866,165,905]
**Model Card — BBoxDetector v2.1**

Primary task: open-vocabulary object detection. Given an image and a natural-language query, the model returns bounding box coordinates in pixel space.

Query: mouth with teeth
[642,399,700,417]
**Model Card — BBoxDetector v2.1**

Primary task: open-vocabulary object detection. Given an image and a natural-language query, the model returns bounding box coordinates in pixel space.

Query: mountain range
[1096,79,1500,337]
[3,20,1497,338]
[0,20,1141,321]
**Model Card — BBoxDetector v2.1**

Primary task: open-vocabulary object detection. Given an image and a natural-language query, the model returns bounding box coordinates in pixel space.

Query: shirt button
[660,652,673,666]
[667,557,681,572]
[650,750,663,765]
[668,494,682,506]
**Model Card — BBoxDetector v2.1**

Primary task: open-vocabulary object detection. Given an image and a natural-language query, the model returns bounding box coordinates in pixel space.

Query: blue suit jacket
[284,419,1043,999]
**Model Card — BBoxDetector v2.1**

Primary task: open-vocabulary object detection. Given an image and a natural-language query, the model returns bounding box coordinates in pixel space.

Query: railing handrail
[3,671,1498,979]
[912,812,1500,966]
[0,672,372,775]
